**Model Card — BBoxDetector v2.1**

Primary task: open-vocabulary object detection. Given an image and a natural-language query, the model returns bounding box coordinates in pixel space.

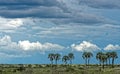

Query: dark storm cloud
[0,6,70,18]
[0,0,59,6]
[0,0,69,18]
[0,0,117,25]
[0,5,112,25]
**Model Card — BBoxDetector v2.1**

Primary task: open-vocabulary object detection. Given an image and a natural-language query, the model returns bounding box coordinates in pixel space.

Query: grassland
[0,64,120,74]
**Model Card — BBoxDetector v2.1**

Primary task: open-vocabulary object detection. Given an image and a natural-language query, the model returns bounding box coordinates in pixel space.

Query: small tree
[106,52,111,65]
[82,52,93,66]
[111,51,118,68]
[48,53,55,65]
[96,52,103,66]
[62,55,70,65]
[100,53,107,69]
[68,53,74,64]
[54,53,61,65]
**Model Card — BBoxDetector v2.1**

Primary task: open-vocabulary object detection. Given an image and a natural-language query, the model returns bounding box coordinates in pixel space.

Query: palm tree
[110,51,118,68]
[48,53,55,65]
[100,53,107,69]
[82,52,93,66]
[62,55,69,65]
[82,52,88,66]
[68,53,74,64]
[96,52,108,69]
[96,52,103,66]
[87,52,93,65]
[106,52,111,65]
[54,53,61,65]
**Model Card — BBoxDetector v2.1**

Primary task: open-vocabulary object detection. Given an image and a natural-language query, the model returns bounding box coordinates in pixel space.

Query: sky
[0,0,120,64]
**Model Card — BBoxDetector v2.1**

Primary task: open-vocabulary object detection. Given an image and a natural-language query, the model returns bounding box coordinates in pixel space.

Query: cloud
[0,0,116,25]
[0,18,119,44]
[18,40,64,51]
[34,24,120,40]
[0,0,67,18]
[0,35,64,51]
[0,52,31,58]
[0,0,59,6]
[71,41,100,52]
[79,0,120,9]
[0,35,64,57]
[0,17,24,33]
[0,35,11,45]
[0,6,69,18]
[104,44,120,51]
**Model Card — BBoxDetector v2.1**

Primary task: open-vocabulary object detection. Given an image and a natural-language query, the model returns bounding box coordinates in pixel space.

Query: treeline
[48,51,118,68]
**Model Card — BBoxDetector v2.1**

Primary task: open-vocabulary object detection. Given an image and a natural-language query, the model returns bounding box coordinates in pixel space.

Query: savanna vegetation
[0,51,119,74]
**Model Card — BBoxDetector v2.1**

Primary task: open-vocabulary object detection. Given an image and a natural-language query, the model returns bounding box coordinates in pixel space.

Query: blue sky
[0,0,120,64]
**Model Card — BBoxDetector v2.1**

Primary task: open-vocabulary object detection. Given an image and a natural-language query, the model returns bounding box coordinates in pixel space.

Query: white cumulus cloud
[104,44,120,51]
[18,40,64,51]
[71,41,100,52]
[0,35,64,57]
[18,40,42,51]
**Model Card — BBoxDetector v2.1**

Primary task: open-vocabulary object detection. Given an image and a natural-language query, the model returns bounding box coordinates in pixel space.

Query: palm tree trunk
[106,60,107,66]
[70,60,72,64]
[55,60,57,65]
[65,61,67,65]
[99,61,101,66]
[51,61,53,65]
[109,58,110,65]
[88,58,90,67]
[85,58,87,66]
[112,58,114,68]
[103,62,104,69]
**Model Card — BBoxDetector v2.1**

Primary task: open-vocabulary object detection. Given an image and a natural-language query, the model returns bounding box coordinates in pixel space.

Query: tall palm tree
[100,53,107,69]
[110,51,118,68]
[82,52,88,65]
[48,53,55,65]
[87,52,93,65]
[106,52,111,65]
[62,55,69,65]
[68,53,74,64]
[82,52,93,66]
[54,53,61,65]
[96,52,103,66]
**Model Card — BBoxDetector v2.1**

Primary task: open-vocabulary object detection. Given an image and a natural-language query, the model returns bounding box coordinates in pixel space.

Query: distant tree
[87,52,93,65]
[82,52,88,65]
[96,52,103,66]
[96,52,108,69]
[62,55,70,65]
[54,53,61,65]
[68,53,74,64]
[100,53,107,69]
[110,51,118,68]
[48,53,55,65]
[82,52,93,66]
[106,52,111,65]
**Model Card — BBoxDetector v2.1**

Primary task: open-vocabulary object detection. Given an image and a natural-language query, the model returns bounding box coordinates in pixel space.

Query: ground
[0,64,120,74]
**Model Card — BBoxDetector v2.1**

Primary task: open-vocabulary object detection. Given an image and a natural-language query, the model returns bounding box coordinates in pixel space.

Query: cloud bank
[0,35,64,58]
[0,0,117,26]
